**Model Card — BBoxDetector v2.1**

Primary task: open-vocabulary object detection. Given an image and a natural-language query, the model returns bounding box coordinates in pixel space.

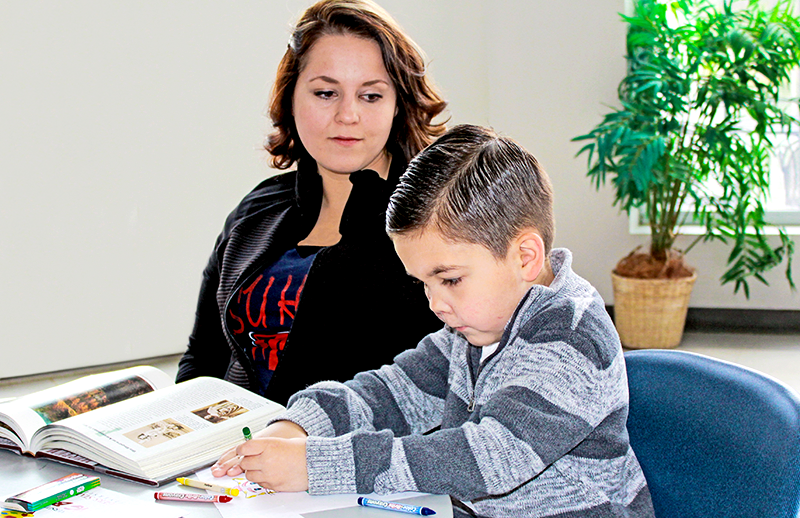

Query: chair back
[625,349,800,518]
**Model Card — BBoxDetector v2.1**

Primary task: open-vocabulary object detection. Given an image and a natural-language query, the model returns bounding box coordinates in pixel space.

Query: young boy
[212,125,655,518]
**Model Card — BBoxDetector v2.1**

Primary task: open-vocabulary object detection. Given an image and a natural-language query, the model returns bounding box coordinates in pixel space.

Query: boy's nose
[426,290,450,315]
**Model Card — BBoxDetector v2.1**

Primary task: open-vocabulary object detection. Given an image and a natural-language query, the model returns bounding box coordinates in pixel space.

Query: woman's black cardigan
[176,153,441,405]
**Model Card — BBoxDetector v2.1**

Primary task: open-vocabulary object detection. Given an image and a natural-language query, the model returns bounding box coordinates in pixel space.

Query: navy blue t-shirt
[226,246,319,396]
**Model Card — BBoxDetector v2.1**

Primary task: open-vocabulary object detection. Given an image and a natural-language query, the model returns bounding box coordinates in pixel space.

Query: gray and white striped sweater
[275,249,654,518]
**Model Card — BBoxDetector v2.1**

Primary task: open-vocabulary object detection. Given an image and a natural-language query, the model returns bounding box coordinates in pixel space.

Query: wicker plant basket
[611,271,697,349]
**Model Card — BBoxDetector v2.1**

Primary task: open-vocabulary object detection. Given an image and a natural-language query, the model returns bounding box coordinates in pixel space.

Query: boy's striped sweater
[275,249,654,518]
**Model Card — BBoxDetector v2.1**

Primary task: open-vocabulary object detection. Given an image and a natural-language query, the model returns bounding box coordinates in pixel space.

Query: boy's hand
[238,436,309,492]
[211,420,307,479]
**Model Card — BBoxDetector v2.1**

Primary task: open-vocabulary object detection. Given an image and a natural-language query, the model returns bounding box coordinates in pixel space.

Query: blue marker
[357,497,436,516]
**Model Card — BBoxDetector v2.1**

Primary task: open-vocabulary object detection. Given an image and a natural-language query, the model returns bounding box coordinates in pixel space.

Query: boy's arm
[211,329,452,487]
[301,333,627,502]
[276,330,452,440]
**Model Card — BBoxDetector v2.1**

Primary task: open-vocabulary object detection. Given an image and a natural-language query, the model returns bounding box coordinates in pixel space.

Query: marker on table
[243,426,252,441]
[357,497,436,516]
[155,492,232,503]
[3,473,100,513]
[175,477,239,497]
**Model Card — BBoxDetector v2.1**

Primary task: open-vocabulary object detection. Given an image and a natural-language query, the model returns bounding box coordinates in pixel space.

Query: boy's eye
[441,277,462,287]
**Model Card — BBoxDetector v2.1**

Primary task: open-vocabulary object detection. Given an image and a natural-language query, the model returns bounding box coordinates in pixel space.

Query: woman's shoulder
[220,170,298,235]
[244,170,298,204]
[232,170,298,218]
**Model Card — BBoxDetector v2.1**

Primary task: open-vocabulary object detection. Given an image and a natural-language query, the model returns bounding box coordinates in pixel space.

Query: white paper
[0,487,182,518]
[193,467,428,518]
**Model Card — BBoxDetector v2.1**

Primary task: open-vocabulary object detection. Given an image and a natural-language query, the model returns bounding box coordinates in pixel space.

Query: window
[625,0,800,236]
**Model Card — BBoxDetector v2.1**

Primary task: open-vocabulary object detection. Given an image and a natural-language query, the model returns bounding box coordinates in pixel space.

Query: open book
[0,366,285,486]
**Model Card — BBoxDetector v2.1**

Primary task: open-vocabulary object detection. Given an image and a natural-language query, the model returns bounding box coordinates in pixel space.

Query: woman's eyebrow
[362,79,391,87]
[308,76,390,87]
[308,75,338,84]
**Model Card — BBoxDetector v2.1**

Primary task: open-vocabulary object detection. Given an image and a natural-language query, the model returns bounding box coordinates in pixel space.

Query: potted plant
[574,0,798,348]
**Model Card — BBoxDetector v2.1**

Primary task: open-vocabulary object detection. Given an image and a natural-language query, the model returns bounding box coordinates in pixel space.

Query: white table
[0,450,452,517]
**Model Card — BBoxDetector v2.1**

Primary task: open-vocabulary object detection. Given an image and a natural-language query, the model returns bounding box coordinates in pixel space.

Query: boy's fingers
[211,463,235,477]
[225,463,245,477]
[237,436,275,456]
[238,454,259,472]
[211,447,242,477]
[215,446,238,465]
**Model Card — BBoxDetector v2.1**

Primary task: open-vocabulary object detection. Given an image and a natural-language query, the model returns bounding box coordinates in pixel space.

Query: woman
[176,0,447,405]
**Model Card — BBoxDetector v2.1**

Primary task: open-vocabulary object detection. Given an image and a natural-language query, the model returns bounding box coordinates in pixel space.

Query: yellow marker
[176,477,240,497]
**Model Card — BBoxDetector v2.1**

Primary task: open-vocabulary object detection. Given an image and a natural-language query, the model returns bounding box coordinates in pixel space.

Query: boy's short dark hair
[386,124,554,258]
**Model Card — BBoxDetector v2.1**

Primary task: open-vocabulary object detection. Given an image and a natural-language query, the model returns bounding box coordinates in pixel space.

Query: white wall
[471,0,798,310]
[2,0,796,378]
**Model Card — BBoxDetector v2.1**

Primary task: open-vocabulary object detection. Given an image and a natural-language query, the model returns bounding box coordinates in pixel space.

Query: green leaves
[573,0,799,296]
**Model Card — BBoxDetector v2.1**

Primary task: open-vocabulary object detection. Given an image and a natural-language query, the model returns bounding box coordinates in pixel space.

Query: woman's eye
[314,90,336,100]
[361,93,383,102]
[441,277,462,287]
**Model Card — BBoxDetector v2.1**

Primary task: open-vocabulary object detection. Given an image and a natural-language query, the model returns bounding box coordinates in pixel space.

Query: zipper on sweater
[466,291,531,415]
[467,341,504,414]
[467,356,485,414]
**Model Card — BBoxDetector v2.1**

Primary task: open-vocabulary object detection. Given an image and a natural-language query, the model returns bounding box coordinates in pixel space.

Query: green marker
[243,426,252,441]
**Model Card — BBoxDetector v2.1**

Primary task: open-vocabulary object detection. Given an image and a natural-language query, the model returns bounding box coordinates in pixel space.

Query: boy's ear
[514,231,546,282]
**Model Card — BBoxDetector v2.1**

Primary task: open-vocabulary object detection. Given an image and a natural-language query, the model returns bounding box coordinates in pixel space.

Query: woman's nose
[335,96,359,124]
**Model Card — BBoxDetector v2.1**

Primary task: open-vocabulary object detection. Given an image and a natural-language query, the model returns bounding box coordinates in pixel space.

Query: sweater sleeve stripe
[378,364,446,434]
[394,331,451,399]
[307,434,358,494]
[568,406,631,459]
[500,339,627,427]
[346,371,411,436]
[402,426,488,498]
[286,382,374,436]
[353,429,395,493]
[271,395,335,437]
[480,385,593,466]
[373,439,423,493]
[521,306,619,370]
[462,418,543,495]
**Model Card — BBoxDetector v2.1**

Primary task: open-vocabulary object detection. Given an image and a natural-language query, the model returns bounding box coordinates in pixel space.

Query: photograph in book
[0,366,172,453]
[33,377,156,424]
[124,418,194,448]
[0,366,285,486]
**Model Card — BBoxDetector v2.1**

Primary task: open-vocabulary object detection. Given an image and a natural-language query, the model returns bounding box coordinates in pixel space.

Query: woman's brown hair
[266,0,447,169]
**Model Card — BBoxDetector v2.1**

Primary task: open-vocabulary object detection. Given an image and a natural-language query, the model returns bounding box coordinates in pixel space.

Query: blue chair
[624,349,800,518]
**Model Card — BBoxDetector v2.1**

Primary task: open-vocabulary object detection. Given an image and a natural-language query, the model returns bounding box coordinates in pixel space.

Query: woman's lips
[331,136,361,146]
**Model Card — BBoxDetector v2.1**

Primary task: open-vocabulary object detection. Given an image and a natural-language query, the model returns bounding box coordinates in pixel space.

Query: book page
[0,366,171,452]
[30,377,285,481]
